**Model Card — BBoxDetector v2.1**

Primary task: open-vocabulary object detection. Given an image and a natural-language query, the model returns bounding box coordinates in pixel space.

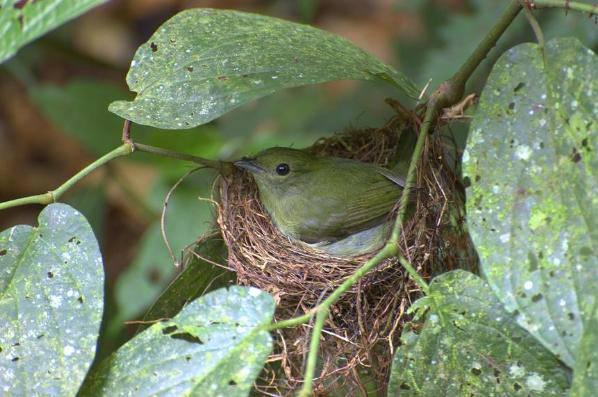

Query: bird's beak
[233,158,265,174]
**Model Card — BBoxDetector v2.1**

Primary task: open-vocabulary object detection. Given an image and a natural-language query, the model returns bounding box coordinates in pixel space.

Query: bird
[234,147,405,257]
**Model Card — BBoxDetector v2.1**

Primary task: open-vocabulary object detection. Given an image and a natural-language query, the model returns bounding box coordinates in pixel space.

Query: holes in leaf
[0,249,7,256]
[508,102,515,110]
[77,296,84,304]
[571,148,582,163]
[217,75,228,81]
[162,325,178,335]
[171,333,204,344]
[513,382,522,391]
[151,42,158,52]
[187,66,194,72]
[68,236,81,245]
[399,383,411,390]
[228,380,237,386]
[47,271,54,279]
[513,82,525,92]
[470,367,482,376]
[568,312,575,321]
[11,357,19,362]
[185,355,192,361]
[531,293,543,303]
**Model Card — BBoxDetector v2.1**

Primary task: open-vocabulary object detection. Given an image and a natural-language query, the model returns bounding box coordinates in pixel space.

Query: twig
[161,167,203,267]
[523,6,546,49]
[0,144,135,211]
[122,119,132,144]
[529,0,598,14]
[133,143,234,175]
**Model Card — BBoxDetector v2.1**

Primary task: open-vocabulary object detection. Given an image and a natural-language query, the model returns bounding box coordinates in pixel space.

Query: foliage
[108,8,419,129]
[80,286,274,396]
[1,2,597,397]
[464,37,597,367]
[0,0,106,63]
[0,204,104,396]
[388,270,570,396]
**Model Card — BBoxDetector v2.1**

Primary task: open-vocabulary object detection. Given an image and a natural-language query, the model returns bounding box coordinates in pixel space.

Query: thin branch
[161,167,203,267]
[122,119,132,144]
[0,144,134,211]
[530,0,598,14]
[133,143,234,175]
[447,0,522,106]
[523,6,546,49]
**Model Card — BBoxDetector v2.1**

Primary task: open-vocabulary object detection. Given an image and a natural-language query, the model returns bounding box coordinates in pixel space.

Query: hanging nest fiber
[215,107,478,395]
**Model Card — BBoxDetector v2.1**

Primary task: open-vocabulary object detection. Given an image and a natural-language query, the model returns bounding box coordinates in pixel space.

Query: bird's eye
[275,163,290,176]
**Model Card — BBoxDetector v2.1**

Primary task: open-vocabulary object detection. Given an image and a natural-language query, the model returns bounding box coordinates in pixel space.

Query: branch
[530,0,598,14]
[0,144,134,211]
[133,143,234,176]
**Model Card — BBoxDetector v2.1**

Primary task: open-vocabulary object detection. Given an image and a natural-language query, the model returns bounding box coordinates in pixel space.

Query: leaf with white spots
[108,8,419,129]
[80,286,275,396]
[463,37,597,367]
[0,0,107,64]
[0,204,104,396]
[388,270,570,396]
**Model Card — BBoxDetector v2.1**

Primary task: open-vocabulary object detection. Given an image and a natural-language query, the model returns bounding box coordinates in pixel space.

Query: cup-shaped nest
[216,114,478,395]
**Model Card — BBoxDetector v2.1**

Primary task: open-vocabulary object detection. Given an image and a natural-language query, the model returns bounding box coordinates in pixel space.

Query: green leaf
[570,301,598,396]
[0,204,104,396]
[108,8,419,129]
[141,236,235,328]
[463,37,597,367]
[80,286,275,396]
[388,270,570,396]
[0,0,106,64]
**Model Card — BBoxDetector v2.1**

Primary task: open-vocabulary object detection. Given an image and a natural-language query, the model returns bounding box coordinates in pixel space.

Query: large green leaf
[388,270,570,396]
[0,0,106,64]
[109,8,419,129]
[0,204,104,396]
[463,37,597,367]
[80,286,274,396]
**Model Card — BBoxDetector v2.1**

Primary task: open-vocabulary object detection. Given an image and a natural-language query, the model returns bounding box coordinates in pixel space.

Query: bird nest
[215,110,478,395]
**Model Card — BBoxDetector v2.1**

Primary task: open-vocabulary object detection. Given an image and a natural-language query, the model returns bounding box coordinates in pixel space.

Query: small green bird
[234,147,405,257]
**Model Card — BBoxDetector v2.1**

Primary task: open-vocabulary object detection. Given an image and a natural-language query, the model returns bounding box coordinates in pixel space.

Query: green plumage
[235,147,405,257]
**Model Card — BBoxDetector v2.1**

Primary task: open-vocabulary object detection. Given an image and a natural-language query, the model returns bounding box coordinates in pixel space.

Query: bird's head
[234,147,315,194]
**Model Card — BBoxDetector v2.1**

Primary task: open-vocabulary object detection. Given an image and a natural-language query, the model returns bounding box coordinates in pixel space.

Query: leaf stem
[133,143,234,175]
[523,6,546,49]
[531,0,598,14]
[0,144,134,211]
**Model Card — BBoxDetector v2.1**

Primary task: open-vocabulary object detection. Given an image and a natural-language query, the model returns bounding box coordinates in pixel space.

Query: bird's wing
[297,165,403,242]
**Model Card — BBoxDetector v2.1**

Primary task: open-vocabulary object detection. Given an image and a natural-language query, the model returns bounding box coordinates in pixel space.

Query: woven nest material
[215,111,478,395]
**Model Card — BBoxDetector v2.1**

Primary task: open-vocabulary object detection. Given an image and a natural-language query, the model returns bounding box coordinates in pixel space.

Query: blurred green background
[0,0,596,358]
